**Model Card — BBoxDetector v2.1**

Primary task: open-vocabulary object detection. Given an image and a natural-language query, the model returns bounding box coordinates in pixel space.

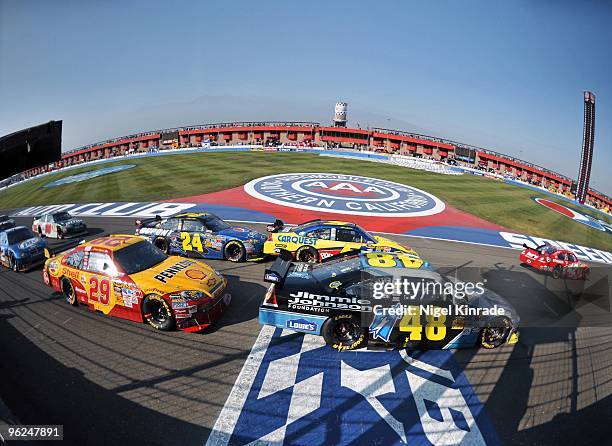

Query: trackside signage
[244,173,446,217]
[9,201,612,265]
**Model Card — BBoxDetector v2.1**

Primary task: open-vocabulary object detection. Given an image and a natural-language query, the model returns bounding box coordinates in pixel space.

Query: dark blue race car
[0,226,47,272]
[135,212,267,262]
[0,215,15,231]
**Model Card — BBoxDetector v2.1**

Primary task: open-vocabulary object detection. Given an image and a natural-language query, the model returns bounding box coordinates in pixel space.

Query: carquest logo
[43,164,137,188]
[244,173,445,217]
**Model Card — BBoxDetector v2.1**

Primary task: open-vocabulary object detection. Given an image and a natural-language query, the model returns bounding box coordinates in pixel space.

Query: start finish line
[205,326,498,446]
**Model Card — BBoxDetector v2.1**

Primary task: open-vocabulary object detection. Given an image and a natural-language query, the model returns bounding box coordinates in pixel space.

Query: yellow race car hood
[129,256,224,296]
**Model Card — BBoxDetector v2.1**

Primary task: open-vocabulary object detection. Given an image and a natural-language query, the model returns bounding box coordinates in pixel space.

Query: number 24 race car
[519,243,589,280]
[43,235,232,332]
[136,212,267,262]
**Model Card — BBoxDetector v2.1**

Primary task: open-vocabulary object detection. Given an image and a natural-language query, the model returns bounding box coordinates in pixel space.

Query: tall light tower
[576,91,595,203]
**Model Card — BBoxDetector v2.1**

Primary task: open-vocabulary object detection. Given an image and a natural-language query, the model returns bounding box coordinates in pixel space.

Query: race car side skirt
[259,307,328,336]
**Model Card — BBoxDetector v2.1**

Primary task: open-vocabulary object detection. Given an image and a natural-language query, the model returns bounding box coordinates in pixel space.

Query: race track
[1,216,611,445]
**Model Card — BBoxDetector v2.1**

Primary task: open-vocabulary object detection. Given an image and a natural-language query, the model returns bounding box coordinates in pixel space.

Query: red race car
[519,243,589,280]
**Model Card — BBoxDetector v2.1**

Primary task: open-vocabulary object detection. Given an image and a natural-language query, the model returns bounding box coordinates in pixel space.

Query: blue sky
[1,0,611,193]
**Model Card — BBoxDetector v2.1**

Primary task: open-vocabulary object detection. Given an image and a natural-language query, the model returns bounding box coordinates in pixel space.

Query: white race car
[32,211,88,239]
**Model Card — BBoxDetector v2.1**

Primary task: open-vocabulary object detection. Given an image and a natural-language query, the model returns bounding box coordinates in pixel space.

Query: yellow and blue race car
[263,219,419,262]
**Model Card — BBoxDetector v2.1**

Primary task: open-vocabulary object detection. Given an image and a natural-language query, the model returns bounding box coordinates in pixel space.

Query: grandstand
[17,121,612,211]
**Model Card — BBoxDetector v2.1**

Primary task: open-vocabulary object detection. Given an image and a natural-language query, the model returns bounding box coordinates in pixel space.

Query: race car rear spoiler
[135,215,161,228]
[263,249,293,286]
[43,237,87,259]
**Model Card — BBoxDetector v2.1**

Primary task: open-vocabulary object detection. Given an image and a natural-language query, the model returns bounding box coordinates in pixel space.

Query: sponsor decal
[153,259,195,283]
[369,303,403,342]
[244,173,445,217]
[288,291,372,313]
[285,318,318,333]
[535,198,610,232]
[264,272,281,283]
[185,269,208,280]
[43,164,137,188]
[277,234,316,245]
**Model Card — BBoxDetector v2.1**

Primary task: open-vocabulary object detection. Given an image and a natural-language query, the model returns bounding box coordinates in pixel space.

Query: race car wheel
[479,317,511,349]
[142,294,175,331]
[61,278,78,306]
[57,228,64,239]
[37,226,44,237]
[224,241,246,262]
[322,314,367,351]
[552,266,562,279]
[296,246,319,263]
[8,253,18,272]
[154,237,169,254]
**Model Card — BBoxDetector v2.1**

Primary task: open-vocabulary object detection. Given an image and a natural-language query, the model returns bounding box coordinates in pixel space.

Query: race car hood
[129,257,225,296]
[218,226,267,243]
[12,237,47,255]
[372,235,417,254]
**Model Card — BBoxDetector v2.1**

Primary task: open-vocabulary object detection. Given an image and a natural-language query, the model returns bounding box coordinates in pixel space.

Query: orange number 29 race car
[42,235,232,332]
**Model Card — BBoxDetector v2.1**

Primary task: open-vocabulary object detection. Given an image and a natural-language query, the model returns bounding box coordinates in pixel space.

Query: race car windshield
[202,215,230,232]
[7,228,35,244]
[114,241,168,275]
[310,255,361,281]
[53,212,73,221]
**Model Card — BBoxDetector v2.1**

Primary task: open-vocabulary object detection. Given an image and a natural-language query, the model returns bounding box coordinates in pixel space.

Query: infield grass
[1,152,610,251]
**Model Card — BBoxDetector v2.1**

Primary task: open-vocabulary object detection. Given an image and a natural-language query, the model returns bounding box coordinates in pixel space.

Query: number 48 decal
[400,306,447,341]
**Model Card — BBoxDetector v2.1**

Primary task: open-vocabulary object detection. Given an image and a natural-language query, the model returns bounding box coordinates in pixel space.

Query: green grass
[1,152,611,251]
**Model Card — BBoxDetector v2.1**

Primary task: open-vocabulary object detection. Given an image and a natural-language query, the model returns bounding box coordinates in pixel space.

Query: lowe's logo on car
[286,318,318,332]
[206,326,496,446]
[43,164,137,188]
[244,173,445,217]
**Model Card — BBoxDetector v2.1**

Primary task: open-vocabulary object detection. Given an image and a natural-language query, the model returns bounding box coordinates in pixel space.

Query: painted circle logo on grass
[534,197,609,232]
[244,173,445,217]
[43,164,137,188]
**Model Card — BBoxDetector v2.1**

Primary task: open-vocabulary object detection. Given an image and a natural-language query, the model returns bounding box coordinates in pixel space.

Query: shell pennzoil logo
[185,269,208,280]
[244,173,445,217]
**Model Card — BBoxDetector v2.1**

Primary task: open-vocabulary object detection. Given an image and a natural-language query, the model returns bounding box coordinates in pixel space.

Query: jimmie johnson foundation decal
[244,173,445,217]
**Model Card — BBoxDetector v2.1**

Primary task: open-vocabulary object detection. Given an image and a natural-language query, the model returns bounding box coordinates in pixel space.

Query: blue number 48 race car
[135,212,268,262]
[260,250,520,351]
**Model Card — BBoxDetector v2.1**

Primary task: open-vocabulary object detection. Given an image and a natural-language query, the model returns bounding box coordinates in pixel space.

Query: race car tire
[296,246,319,263]
[552,266,562,279]
[8,253,18,272]
[479,317,511,349]
[154,237,169,254]
[57,227,64,239]
[224,241,246,262]
[37,226,44,237]
[322,313,367,351]
[61,278,78,306]
[142,294,175,331]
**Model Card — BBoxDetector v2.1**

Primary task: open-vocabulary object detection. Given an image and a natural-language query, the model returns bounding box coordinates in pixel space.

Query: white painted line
[205,325,275,446]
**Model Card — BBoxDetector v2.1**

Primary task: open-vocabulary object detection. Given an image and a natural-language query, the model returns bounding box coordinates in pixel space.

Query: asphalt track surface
[0,216,611,445]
